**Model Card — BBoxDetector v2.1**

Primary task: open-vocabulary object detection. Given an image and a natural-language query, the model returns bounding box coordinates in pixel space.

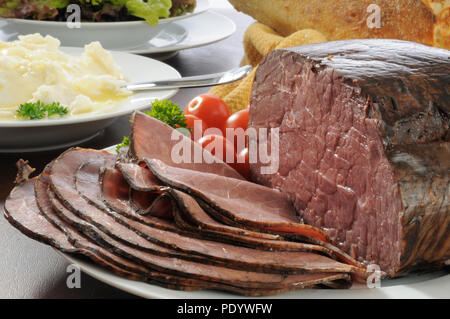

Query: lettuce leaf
[125,0,171,25]
[0,0,193,24]
[0,0,68,19]
[67,0,171,24]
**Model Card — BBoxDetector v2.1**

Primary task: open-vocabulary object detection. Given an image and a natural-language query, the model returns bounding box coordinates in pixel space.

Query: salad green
[0,0,195,25]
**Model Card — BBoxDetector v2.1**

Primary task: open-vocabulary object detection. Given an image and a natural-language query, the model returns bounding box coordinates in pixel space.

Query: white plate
[60,249,450,299]
[0,10,236,56]
[0,49,180,153]
[126,11,236,55]
[0,0,210,50]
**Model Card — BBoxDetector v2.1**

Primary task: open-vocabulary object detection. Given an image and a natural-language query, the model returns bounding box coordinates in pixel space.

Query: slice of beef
[52,147,360,275]
[100,166,295,251]
[144,158,331,243]
[9,182,351,295]
[168,188,287,243]
[117,162,167,192]
[36,163,222,290]
[248,39,450,275]
[130,189,174,219]
[130,111,244,179]
[101,166,154,218]
[58,192,354,291]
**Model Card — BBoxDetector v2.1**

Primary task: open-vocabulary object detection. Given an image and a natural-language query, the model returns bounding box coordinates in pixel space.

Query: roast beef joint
[249,39,449,276]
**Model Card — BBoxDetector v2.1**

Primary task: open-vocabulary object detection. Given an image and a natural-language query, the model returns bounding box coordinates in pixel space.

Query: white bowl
[0,47,181,153]
[2,0,209,50]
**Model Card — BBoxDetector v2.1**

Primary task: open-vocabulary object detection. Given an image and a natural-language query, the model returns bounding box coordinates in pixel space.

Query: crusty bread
[421,0,450,48]
[228,0,449,49]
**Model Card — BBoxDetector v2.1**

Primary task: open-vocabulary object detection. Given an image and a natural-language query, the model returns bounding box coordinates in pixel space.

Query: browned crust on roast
[278,40,450,146]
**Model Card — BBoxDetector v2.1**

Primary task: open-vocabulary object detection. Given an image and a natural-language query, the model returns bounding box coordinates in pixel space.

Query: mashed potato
[0,34,132,120]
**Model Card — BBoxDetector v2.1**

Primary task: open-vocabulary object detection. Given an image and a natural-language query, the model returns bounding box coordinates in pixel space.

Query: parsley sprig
[145,99,188,129]
[17,101,68,120]
[115,136,130,153]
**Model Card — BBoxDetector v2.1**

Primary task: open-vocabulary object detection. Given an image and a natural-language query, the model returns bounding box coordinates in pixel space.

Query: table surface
[0,1,255,299]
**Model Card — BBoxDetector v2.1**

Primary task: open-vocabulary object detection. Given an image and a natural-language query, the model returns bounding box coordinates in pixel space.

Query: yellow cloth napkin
[209,23,327,113]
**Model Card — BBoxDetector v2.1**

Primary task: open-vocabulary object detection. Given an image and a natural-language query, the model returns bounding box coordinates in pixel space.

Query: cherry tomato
[226,108,249,131]
[197,134,236,165]
[232,147,250,180]
[184,114,208,141]
[185,94,230,134]
[225,108,249,153]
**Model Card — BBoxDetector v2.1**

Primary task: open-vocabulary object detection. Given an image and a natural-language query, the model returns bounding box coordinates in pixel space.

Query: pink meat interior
[250,52,404,274]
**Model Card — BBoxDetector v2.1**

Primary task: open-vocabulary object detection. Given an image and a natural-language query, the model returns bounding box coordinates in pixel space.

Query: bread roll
[228,0,449,49]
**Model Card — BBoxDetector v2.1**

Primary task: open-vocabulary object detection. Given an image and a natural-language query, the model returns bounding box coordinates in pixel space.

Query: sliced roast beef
[101,166,154,218]
[249,39,450,275]
[63,148,361,274]
[58,195,353,291]
[101,166,291,250]
[19,170,349,296]
[50,150,187,258]
[6,179,350,295]
[49,172,353,291]
[21,176,230,291]
[168,188,288,243]
[4,178,152,282]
